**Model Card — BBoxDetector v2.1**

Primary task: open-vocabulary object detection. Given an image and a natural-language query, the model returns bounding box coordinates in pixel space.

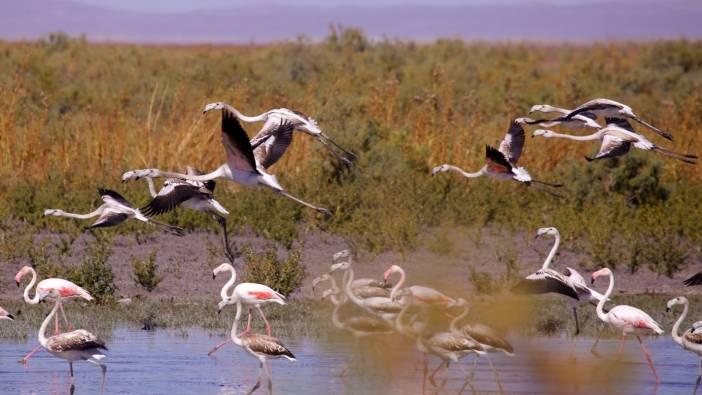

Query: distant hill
[1,0,700,43]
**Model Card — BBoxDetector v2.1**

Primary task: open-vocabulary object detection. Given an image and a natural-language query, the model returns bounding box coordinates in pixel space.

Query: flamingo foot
[208,340,231,356]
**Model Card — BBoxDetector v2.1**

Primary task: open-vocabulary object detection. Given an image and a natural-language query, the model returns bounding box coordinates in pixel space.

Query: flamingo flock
[1,96,698,394]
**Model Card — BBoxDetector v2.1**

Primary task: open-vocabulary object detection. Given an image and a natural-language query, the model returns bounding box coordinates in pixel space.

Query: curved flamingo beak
[212,273,216,280]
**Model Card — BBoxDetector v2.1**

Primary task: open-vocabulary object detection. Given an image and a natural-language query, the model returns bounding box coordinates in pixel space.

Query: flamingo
[511,227,605,335]
[383,264,454,306]
[209,263,286,356]
[532,120,696,164]
[667,296,702,386]
[0,306,14,320]
[332,260,403,321]
[322,284,394,376]
[432,120,563,189]
[121,105,332,216]
[134,167,235,262]
[326,250,392,298]
[562,98,673,140]
[683,271,702,287]
[38,295,107,395]
[206,102,356,167]
[520,104,602,129]
[591,268,663,384]
[43,188,185,235]
[229,298,295,395]
[16,265,94,364]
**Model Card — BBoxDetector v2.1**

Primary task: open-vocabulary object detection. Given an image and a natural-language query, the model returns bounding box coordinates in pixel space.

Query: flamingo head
[535,227,559,239]
[591,268,612,284]
[329,261,350,273]
[431,164,450,176]
[42,209,64,217]
[217,295,237,313]
[383,265,401,281]
[212,263,233,280]
[332,250,351,262]
[447,298,468,308]
[666,296,687,312]
[202,102,225,114]
[513,117,534,125]
[311,274,330,292]
[531,129,555,138]
[321,288,336,300]
[529,104,557,114]
[14,266,32,286]
[511,167,532,184]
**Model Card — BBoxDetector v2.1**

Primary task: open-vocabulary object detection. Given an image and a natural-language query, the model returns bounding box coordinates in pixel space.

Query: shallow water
[0,328,700,394]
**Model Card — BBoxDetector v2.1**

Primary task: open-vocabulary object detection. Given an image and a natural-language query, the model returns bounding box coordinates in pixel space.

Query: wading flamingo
[383,264,454,306]
[135,167,235,262]
[667,296,702,386]
[209,263,286,356]
[121,106,332,216]
[511,227,604,335]
[562,98,673,140]
[44,189,185,235]
[328,250,390,295]
[532,120,696,164]
[432,120,563,190]
[230,299,295,395]
[333,260,403,321]
[205,102,356,167]
[38,295,107,395]
[16,266,93,364]
[591,268,663,384]
[0,306,14,320]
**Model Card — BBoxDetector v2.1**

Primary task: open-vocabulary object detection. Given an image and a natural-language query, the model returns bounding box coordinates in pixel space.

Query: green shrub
[132,249,163,292]
[242,246,305,297]
[66,239,117,303]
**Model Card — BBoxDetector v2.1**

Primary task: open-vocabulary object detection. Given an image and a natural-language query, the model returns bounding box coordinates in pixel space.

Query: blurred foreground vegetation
[1,31,701,279]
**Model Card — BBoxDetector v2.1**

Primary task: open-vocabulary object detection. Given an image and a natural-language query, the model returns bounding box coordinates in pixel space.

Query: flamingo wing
[511,269,579,300]
[244,334,295,359]
[46,329,106,352]
[498,120,525,165]
[683,271,702,287]
[141,183,201,216]
[39,278,93,301]
[485,145,513,174]
[90,212,129,228]
[254,120,295,169]
[459,323,514,354]
[220,108,258,173]
[684,329,702,345]
[345,316,394,333]
[409,286,453,305]
[98,188,133,208]
[236,283,286,303]
[609,305,663,334]
[588,135,630,161]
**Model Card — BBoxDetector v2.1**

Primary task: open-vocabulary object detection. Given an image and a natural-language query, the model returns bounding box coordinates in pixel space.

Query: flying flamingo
[322,285,394,376]
[121,105,332,216]
[432,120,563,190]
[383,264,454,306]
[43,188,185,235]
[511,227,604,335]
[38,295,107,395]
[0,306,14,320]
[134,167,235,262]
[532,119,696,163]
[333,260,403,321]
[591,268,663,384]
[667,296,702,386]
[562,98,673,140]
[520,104,602,129]
[229,299,295,395]
[207,102,357,167]
[16,265,94,364]
[208,263,286,356]
[683,271,702,287]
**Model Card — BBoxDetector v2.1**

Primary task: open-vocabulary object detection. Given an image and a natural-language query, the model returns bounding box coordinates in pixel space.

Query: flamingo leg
[19,345,43,364]
[486,354,505,395]
[590,326,604,358]
[54,311,60,336]
[207,339,232,356]
[572,307,580,336]
[468,353,479,380]
[617,334,626,360]
[421,355,427,395]
[256,305,272,336]
[264,360,273,394]
[247,362,263,395]
[428,360,446,387]
[694,357,702,395]
[636,335,660,384]
[59,302,73,331]
[214,214,236,264]
[241,308,253,336]
[68,362,75,395]
[455,361,478,395]
[87,358,107,395]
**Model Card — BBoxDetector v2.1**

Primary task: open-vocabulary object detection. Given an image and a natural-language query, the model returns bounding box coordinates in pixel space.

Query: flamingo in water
[208,263,286,356]
[591,268,663,384]
[667,296,702,386]
[16,265,93,364]
[38,295,107,395]
[121,105,332,216]
[0,306,14,321]
[383,264,454,306]
[229,298,295,395]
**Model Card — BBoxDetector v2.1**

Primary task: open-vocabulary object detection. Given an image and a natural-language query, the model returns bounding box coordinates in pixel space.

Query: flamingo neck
[230,302,244,347]
[389,268,406,300]
[331,295,346,330]
[444,165,486,178]
[545,131,602,141]
[220,264,237,300]
[596,273,614,323]
[328,273,343,306]
[541,233,561,270]
[449,304,470,333]
[153,166,227,183]
[23,268,40,304]
[343,267,364,307]
[54,208,103,220]
[671,300,687,347]
[144,177,158,197]
[222,103,267,123]
[394,297,413,336]
[38,298,61,347]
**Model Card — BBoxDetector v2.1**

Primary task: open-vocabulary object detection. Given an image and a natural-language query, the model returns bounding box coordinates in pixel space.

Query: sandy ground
[1,226,700,300]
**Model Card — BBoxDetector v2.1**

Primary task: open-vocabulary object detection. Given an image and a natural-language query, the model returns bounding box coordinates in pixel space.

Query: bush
[242,246,305,297]
[65,239,117,303]
[132,249,163,292]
